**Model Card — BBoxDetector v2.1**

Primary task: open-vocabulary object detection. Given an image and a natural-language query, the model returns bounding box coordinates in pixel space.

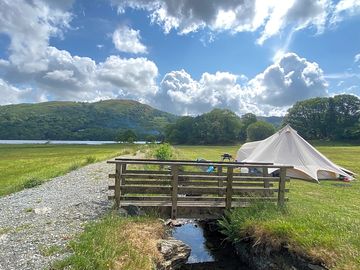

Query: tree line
[283,94,360,140]
[164,94,360,144]
[165,109,275,144]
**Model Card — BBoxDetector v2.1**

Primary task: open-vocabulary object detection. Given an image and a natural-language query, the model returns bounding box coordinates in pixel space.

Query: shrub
[247,121,275,141]
[85,156,97,164]
[154,143,173,160]
[23,177,43,189]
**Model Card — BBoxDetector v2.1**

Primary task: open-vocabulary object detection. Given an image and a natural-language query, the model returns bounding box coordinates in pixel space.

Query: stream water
[171,220,249,270]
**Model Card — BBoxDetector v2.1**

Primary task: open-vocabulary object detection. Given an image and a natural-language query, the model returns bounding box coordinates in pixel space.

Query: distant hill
[257,116,284,127]
[0,100,178,140]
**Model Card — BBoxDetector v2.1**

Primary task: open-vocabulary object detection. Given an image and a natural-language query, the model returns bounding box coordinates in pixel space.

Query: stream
[170,220,249,270]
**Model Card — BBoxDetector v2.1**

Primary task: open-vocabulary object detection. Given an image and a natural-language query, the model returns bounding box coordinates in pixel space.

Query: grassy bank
[52,214,164,270]
[0,144,139,196]
[175,144,360,269]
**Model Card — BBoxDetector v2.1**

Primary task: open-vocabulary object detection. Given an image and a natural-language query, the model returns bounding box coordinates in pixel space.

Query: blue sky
[0,0,360,116]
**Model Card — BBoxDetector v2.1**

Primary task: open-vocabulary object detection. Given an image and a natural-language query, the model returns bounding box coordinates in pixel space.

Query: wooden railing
[107,159,292,219]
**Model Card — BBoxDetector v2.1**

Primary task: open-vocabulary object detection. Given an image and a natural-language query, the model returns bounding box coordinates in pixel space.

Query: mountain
[257,116,284,127]
[0,100,178,140]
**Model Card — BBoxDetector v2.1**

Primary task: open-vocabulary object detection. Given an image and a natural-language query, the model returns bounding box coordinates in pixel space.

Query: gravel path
[0,158,122,270]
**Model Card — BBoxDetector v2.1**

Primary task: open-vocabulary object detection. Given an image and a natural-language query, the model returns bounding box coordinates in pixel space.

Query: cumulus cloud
[248,53,328,107]
[112,0,330,43]
[0,46,159,104]
[154,53,328,116]
[0,0,72,73]
[354,53,360,63]
[0,0,158,105]
[112,25,148,54]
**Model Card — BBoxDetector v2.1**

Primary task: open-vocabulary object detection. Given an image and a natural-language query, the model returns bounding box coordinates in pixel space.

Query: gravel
[0,160,115,270]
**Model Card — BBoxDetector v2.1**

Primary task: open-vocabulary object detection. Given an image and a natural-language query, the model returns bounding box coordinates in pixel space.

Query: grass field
[175,144,360,269]
[0,144,139,196]
[1,143,359,269]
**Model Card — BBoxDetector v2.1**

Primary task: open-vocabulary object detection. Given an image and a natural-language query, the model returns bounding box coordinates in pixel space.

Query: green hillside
[0,100,178,140]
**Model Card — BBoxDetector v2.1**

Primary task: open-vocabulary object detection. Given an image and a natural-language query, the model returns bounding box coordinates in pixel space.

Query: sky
[0,0,360,116]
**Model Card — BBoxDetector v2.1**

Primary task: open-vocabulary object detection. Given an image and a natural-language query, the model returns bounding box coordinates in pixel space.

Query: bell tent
[236,125,354,182]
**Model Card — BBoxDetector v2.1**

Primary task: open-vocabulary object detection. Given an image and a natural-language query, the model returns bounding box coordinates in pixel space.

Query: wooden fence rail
[107,159,292,219]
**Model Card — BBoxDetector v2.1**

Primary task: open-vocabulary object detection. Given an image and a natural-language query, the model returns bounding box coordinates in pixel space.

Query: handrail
[114,157,273,165]
[108,158,293,169]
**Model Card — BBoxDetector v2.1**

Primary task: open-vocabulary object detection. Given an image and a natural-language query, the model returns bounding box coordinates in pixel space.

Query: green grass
[52,214,164,270]
[0,144,139,196]
[174,144,360,269]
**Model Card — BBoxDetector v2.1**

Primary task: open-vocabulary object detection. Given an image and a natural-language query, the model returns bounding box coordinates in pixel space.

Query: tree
[117,129,137,143]
[165,109,242,144]
[154,143,173,160]
[246,121,275,141]
[283,94,360,140]
[239,113,257,141]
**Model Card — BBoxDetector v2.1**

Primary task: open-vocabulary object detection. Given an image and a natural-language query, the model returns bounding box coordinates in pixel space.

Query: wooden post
[225,167,234,210]
[278,167,286,207]
[121,163,127,186]
[218,166,223,196]
[171,165,179,219]
[114,163,123,209]
[263,167,269,197]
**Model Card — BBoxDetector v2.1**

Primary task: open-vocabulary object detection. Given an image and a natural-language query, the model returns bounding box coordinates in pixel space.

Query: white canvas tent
[236,125,354,182]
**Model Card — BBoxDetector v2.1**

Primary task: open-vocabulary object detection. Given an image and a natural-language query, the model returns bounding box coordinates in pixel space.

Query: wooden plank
[232,176,280,181]
[226,167,234,209]
[124,173,172,179]
[232,187,288,193]
[114,157,274,166]
[124,180,171,185]
[171,165,179,219]
[110,196,288,202]
[278,167,287,207]
[178,181,272,187]
[125,169,171,175]
[120,195,171,201]
[178,186,225,195]
[122,185,172,194]
[179,175,227,181]
[108,159,293,169]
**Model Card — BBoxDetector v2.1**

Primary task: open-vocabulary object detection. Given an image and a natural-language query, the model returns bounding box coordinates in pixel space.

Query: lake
[0,140,152,145]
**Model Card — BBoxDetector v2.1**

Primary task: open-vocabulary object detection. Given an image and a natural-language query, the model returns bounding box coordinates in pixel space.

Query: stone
[157,237,191,270]
[117,208,128,217]
[33,207,51,215]
[124,204,145,216]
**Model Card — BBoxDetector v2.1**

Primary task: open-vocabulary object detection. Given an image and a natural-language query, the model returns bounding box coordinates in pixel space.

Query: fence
[107,159,291,219]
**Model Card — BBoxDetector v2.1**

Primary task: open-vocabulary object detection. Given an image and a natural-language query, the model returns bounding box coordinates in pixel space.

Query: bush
[247,121,275,141]
[154,143,173,160]
[23,177,43,189]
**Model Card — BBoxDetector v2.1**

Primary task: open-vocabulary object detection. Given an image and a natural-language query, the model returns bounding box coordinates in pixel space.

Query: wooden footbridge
[107,158,292,219]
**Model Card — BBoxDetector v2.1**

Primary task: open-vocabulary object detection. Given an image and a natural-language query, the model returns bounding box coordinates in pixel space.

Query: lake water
[0,140,151,145]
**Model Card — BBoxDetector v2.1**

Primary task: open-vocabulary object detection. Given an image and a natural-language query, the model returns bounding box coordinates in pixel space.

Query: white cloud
[0,78,45,105]
[0,0,72,73]
[248,53,328,107]
[154,53,328,116]
[355,53,360,63]
[112,0,330,44]
[331,0,360,23]
[112,25,147,54]
[97,55,158,95]
[0,46,159,104]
